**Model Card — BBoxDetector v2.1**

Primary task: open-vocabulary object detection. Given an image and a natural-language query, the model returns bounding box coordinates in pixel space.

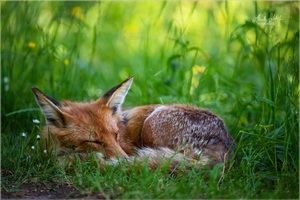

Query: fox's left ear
[32,87,66,127]
[101,76,134,115]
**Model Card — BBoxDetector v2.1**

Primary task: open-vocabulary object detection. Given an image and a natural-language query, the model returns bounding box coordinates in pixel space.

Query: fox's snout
[107,143,128,158]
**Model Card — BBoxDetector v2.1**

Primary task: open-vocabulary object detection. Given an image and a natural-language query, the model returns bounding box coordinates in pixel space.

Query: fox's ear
[32,87,66,127]
[101,76,134,115]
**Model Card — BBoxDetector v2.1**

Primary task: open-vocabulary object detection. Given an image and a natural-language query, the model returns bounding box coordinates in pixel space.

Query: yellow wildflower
[28,42,36,49]
[64,59,70,66]
[192,65,206,75]
[71,6,81,15]
[190,65,206,95]
[124,24,138,33]
[71,6,85,20]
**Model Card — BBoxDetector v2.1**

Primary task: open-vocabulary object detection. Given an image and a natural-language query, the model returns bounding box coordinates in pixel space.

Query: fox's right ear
[100,76,134,115]
[32,87,66,127]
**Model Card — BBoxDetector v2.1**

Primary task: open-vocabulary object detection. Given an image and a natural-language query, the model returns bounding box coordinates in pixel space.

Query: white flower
[5,85,9,91]
[43,150,47,154]
[3,77,9,83]
[36,135,41,139]
[32,119,40,124]
[21,132,26,137]
[31,146,35,150]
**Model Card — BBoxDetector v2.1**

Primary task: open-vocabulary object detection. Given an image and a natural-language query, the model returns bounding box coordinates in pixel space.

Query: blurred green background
[1,1,299,198]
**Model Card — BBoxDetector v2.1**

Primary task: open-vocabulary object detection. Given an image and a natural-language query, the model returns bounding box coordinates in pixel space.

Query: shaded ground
[2,182,106,199]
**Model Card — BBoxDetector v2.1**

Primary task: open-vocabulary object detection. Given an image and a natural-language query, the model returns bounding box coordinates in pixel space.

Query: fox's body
[33,76,234,171]
[119,104,233,165]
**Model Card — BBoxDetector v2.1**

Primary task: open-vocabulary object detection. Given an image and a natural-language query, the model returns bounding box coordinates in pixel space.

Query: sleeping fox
[32,76,234,171]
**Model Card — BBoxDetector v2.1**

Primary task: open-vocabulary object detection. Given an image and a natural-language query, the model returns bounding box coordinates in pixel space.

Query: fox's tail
[98,147,231,173]
[56,146,233,173]
[132,147,208,172]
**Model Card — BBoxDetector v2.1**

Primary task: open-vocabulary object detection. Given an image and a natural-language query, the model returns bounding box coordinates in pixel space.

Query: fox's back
[122,104,234,163]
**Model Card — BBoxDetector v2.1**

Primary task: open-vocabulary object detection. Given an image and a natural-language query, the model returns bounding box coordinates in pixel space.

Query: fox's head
[32,76,133,159]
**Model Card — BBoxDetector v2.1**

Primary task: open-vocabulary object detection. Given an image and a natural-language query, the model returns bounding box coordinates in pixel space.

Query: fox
[32,76,235,171]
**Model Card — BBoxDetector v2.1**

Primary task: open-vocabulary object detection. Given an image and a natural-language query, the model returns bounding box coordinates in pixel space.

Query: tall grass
[1,1,299,199]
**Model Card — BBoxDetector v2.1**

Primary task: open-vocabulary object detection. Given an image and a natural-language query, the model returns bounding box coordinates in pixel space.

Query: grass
[1,1,299,199]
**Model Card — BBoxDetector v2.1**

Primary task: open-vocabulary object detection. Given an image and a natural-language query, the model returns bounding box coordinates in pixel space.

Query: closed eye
[84,140,105,147]
[94,141,105,146]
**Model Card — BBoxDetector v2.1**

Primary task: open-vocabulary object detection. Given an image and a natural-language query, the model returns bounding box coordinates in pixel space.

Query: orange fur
[32,76,235,170]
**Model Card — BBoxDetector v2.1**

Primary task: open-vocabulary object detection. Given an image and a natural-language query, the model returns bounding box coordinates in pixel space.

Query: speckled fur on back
[119,104,234,168]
